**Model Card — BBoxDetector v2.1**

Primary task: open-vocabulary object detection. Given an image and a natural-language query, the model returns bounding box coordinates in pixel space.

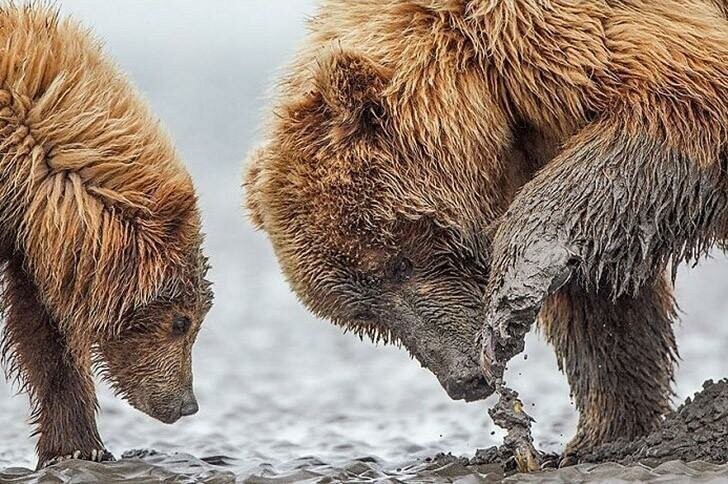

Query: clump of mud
[466,379,728,476]
[582,379,728,466]
[487,385,545,472]
[479,248,577,472]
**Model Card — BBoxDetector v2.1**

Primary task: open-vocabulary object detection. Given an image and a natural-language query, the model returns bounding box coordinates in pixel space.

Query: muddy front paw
[39,449,115,469]
[481,234,580,385]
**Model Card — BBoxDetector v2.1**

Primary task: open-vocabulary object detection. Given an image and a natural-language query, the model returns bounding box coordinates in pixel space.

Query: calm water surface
[1,2,727,482]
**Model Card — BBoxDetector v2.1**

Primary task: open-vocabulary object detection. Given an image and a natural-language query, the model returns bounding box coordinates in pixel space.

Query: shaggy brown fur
[245,0,728,458]
[0,5,212,468]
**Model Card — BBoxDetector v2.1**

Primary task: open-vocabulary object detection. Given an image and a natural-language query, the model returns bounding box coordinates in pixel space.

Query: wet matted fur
[0,4,212,468]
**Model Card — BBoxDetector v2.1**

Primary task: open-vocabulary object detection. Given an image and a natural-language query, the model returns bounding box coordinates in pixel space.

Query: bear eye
[352,309,375,321]
[387,254,413,283]
[172,316,191,335]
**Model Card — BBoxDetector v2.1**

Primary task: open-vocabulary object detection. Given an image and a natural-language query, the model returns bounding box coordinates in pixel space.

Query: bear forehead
[266,166,399,269]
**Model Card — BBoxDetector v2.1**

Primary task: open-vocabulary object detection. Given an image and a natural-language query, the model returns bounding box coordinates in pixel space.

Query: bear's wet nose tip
[179,391,198,417]
[180,400,198,416]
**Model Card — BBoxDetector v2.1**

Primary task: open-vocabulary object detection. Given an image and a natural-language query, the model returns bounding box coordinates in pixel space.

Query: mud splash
[487,385,543,473]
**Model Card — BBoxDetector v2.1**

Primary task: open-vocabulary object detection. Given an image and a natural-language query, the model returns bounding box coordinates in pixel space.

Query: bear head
[245,49,500,402]
[92,175,213,424]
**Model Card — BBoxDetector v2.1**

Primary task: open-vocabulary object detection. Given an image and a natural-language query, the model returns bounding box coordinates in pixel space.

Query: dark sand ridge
[461,379,728,477]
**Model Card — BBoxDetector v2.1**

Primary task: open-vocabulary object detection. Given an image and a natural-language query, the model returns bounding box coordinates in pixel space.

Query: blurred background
[1,0,727,480]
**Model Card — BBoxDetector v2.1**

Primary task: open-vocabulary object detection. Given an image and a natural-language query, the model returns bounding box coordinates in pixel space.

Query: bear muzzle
[179,389,199,417]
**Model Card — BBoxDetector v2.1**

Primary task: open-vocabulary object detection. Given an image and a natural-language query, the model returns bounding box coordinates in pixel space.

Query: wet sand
[6,450,728,483]
[2,1,728,482]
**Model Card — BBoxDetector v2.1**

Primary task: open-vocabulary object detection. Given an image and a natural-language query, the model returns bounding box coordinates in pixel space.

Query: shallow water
[2,1,728,482]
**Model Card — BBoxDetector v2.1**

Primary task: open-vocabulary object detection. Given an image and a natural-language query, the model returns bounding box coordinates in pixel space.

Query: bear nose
[179,390,198,417]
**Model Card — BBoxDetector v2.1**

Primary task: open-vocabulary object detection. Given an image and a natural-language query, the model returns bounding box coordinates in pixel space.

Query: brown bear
[0,5,212,468]
[244,0,728,459]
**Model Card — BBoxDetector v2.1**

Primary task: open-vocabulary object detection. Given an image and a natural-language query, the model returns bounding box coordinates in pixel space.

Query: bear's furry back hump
[281,1,516,204]
[0,4,189,230]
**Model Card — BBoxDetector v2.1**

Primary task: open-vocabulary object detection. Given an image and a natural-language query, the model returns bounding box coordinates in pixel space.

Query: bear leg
[481,118,724,459]
[0,257,112,469]
[539,275,677,459]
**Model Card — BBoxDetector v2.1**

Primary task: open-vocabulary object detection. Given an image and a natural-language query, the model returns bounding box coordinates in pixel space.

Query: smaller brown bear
[0,6,213,468]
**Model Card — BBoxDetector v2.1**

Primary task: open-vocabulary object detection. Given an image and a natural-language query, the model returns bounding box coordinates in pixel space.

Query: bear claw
[42,449,115,468]
[559,453,578,468]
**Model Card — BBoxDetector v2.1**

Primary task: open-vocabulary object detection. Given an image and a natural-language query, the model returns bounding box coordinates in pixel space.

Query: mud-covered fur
[540,276,679,454]
[245,0,728,455]
[0,5,212,467]
[485,121,728,455]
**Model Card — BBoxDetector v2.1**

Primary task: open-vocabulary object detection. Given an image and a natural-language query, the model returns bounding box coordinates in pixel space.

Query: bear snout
[179,390,199,417]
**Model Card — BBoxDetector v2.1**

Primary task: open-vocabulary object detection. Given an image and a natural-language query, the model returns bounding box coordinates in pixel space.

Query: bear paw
[42,449,115,468]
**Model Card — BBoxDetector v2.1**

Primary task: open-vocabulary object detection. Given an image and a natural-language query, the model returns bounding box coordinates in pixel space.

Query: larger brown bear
[0,5,212,468]
[245,0,728,458]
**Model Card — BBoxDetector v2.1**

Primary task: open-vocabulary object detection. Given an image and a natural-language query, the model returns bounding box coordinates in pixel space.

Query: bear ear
[243,144,269,230]
[149,174,199,245]
[314,49,389,132]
